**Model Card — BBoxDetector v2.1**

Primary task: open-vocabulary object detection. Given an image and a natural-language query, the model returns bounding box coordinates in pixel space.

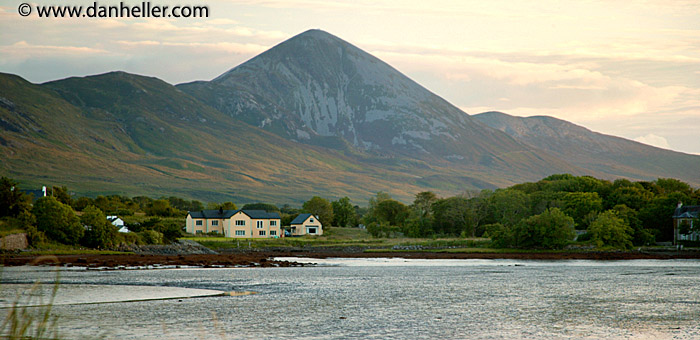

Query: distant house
[289,213,323,236]
[185,209,282,238]
[672,203,700,245]
[20,186,47,202]
[107,216,128,233]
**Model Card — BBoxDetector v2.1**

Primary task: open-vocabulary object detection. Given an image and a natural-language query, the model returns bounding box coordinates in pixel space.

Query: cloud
[634,134,672,150]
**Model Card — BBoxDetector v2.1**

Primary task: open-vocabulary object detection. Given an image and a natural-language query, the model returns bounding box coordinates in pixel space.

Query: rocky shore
[3,246,700,269]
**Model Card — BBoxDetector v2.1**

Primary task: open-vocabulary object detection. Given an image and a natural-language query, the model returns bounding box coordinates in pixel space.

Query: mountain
[473,111,700,185]
[1,71,458,203]
[2,30,699,204]
[177,29,575,175]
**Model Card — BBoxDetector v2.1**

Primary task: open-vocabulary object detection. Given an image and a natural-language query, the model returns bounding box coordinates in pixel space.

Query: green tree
[562,192,603,229]
[80,205,117,249]
[0,177,31,218]
[489,189,531,227]
[32,196,83,245]
[412,191,438,218]
[302,196,334,227]
[50,186,72,206]
[431,197,473,236]
[612,204,655,246]
[153,219,184,243]
[332,197,356,227]
[241,202,277,212]
[139,230,163,245]
[589,210,633,250]
[512,208,575,249]
[655,178,693,196]
[374,199,410,227]
[146,199,183,217]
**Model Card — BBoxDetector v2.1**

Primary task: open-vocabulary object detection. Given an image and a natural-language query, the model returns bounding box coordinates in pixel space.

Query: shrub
[589,210,633,250]
[139,230,163,245]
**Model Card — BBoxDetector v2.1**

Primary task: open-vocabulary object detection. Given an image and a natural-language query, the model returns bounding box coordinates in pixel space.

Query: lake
[2,258,700,339]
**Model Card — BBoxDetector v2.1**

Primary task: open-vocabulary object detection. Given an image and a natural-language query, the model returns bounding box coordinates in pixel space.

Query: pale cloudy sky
[2,0,699,154]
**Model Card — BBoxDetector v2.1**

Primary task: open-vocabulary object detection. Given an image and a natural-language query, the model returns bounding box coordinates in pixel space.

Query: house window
[310,218,314,223]
[259,230,266,236]
[270,220,277,226]
[235,230,245,236]
[257,221,264,229]
[195,220,203,226]
[212,220,219,226]
[235,220,245,226]
[270,230,277,236]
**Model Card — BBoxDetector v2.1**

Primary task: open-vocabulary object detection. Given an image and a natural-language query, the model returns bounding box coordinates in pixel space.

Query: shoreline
[3,249,700,268]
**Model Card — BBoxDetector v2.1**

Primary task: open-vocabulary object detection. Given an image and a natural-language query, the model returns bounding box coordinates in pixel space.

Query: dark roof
[20,189,46,202]
[673,205,700,219]
[187,209,280,219]
[290,213,315,225]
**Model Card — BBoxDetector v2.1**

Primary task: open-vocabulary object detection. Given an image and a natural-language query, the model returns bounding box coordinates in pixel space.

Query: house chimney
[42,186,47,197]
[219,207,224,214]
[677,202,683,209]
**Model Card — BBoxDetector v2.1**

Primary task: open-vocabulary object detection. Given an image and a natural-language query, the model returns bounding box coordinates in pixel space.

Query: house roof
[290,213,316,225]
[673,205,700,219]
[188,209,280,219]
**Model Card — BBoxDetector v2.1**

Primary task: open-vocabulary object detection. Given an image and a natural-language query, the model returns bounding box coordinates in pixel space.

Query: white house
[107,215,128,233]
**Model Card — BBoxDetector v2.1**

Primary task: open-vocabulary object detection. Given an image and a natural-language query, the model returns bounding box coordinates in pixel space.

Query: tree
[512,208,575,249]
[613,204,655,246]
[489,189,531,227]
[302,196,334,227]
[562,192,603,229]
[241,202,277,212]
[32,196,83,245]
[431,197,473,236]
[0,177,31,218]
[146,199,182,217]
[80,205,117,249]
[412,191,438,218]
[373,199,410,227]
[589,210,633,250]
[51,186,72,205]
[332,197,356,227]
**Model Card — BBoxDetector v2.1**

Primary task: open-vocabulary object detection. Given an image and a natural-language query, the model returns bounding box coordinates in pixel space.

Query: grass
[1,261,60,339]
[182,228,493,251]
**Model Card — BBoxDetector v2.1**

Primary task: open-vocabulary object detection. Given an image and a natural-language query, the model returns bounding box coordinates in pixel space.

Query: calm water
[2,259,700,339]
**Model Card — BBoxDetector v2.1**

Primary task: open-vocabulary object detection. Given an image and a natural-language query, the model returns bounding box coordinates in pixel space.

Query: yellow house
[289,213,323,236]
[186,209,282,238]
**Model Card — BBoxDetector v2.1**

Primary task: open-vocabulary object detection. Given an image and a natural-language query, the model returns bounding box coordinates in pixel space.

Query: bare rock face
[177,30,534,164]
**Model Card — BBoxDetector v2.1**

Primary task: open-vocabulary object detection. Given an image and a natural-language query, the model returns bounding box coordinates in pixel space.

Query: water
[2,259,700,339]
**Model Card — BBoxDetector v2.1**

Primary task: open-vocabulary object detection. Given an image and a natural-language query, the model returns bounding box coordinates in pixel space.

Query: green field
[183,227,492,251]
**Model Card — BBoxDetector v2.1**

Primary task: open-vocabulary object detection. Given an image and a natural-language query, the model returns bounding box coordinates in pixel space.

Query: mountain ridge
[1,29,699,204]
[473,111,700,185]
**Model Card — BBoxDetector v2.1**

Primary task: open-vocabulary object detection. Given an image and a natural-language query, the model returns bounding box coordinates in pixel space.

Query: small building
[107,216,128,233]
[672,203,700,245]
[20,186,47,202]
[185,209,282,238]
[289,213,323,236]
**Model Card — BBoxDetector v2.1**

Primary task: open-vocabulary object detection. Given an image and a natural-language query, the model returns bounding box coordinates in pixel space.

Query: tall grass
[1,257,61,340]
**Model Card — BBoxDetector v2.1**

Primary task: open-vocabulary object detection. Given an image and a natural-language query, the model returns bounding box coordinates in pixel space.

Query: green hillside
[0,72,519,204]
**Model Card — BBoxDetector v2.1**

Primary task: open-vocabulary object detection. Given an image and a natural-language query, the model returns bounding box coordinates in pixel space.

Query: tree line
[2,174,698,250]
[358,174,700,249]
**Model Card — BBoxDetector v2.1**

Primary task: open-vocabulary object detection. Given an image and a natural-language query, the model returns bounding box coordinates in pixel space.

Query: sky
[2,0,699,154]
